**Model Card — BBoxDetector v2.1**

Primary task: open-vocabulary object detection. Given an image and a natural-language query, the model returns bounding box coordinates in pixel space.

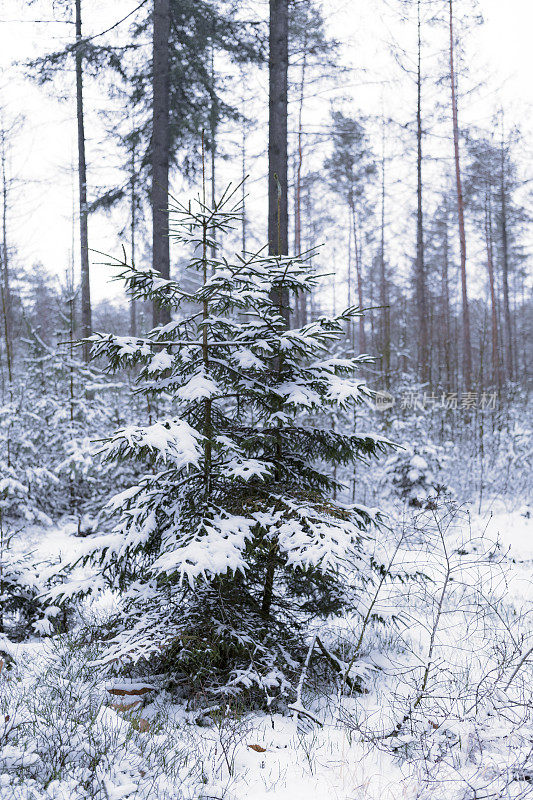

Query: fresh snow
[1,502,529,799]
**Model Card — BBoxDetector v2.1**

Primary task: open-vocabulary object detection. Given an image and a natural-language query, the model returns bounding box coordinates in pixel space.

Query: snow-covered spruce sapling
[59,183,391,699]
[0,512,49,640]
[17,325,132,521]
[384,442,451,508]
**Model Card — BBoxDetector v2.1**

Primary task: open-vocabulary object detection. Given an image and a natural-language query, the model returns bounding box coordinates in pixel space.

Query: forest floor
[0,497,531,800]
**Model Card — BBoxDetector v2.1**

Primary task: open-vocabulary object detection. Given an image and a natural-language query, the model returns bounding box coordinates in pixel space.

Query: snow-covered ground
[1,501,531,800]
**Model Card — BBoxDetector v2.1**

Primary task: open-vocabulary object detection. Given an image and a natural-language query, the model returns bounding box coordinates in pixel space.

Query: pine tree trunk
[453,311,459,392]
[347,206,353,344]
[380,126,390,384]
[152,0,171,327]
[500,138,513,381]
[448,0,472,389]
[369,259,375,350]
[263,0,289,621]
[0,129,12,383]
[293,28,308,328]
[416,0,429,383]
[75,0,91,360]
[441,200,451,391]
[241,119,247,257]
[485,193,500,388]
[293,157,301,327]
[240,78,247,259]
[130,134,137,338]
[201,207,212,499]
[210,36,217,263]
[351,203,366,352]
[268,0,289,268]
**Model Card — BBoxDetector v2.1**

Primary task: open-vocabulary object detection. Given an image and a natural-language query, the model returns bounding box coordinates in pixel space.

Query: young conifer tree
[68,181,390,698]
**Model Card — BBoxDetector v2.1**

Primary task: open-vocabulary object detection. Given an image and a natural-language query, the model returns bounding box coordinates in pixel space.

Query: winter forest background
[0,1,531,799]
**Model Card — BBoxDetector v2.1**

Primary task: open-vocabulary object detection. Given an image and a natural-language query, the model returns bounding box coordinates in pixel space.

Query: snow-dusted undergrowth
[0,501,530,800]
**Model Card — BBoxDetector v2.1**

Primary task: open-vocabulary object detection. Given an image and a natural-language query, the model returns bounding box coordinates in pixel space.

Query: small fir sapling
[8,328,133,522]
[0,514,50,640]
[0,397,56,527]
[56,181,392,700]
[384,442,451,508]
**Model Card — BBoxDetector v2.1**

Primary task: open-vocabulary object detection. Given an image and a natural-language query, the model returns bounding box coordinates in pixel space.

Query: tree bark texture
[152,0,171,327]
[449,0,472,389]
[75,0,92,360]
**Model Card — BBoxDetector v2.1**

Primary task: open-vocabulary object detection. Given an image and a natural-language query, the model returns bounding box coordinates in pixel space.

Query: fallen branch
[287,704,323,727]
[316,636,357,693]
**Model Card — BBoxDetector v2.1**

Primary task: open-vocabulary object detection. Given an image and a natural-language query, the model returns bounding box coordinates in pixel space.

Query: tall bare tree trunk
[293,28,308,328]
[240,73,247,259]
[0,128,12,383]
[351,203,365,352]
[453,307,459,392]
[499,131,513,381]
[292,157,301,325]
[304,182,316,322]
[241,127,247,257]
[200,170,212,502]
[130,133,137,337]
[380,122,390,384]
[347,207,353,344]
[268,0,289,269]
[262,0,289,622]
[415,0,429,382]
[152,0,171,327]
[75,0,91,360]
[369,257,375,350]
[441,199,451,391]
[448,0,472,389]
[209,34,217,263]
[484,191,500,388]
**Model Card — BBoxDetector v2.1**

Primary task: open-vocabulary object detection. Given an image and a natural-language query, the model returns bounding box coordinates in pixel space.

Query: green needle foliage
[59,181,391,702]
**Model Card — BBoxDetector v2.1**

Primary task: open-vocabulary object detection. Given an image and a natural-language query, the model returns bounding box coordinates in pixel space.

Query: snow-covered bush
[364,386,532,509]
[384,443,451,508]
[0,517,51,640]
[0,555,45,641]
[0,398,56,526]
[0,338,134,527]
[0,641,199,799]
[55,184,392,702]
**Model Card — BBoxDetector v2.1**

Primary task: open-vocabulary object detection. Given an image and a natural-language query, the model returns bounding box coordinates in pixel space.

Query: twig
[343,531,405,688]
[292,634,317,726]
[504,645,533,691]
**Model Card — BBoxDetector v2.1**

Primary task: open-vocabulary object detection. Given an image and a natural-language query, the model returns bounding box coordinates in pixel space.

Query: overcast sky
[0,0,531,304]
